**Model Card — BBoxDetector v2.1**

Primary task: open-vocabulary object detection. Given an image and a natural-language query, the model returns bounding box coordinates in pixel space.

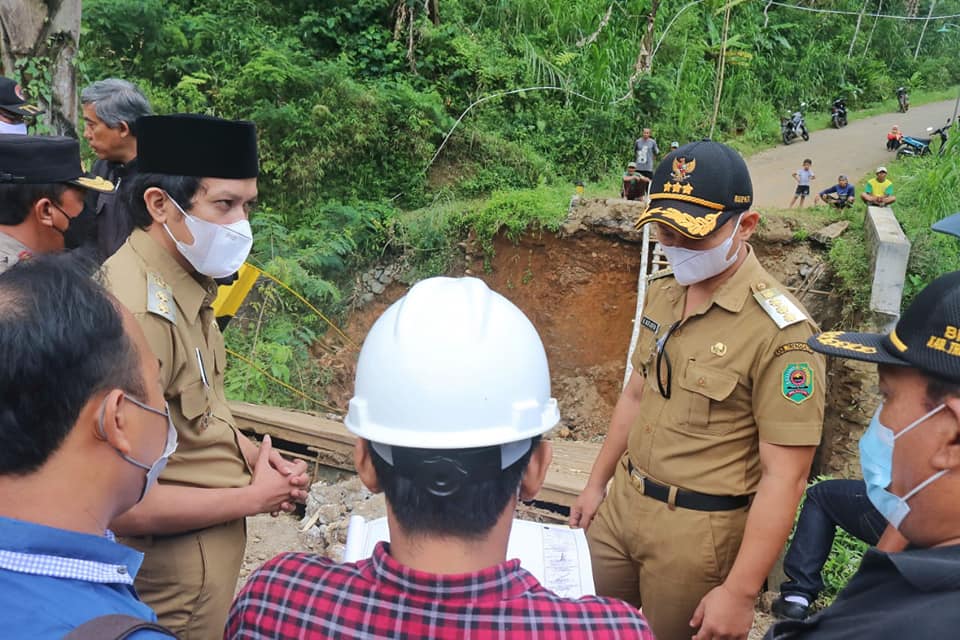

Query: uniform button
[644,424,652,433]
[117,566,128,575]
[698,377,705,386]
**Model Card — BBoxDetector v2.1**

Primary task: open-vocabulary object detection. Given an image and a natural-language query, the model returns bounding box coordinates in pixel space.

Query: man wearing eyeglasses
[570,141,825,640]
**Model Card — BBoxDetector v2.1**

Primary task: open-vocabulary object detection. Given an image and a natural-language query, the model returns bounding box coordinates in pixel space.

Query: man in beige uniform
[570,141,825,640]
[0,135,114,273]
[104,114,310,639]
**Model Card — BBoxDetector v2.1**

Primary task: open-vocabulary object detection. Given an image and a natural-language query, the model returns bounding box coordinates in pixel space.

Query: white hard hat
[345,277,560,451]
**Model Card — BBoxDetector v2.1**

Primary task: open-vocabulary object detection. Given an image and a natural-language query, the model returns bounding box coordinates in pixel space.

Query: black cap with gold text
[809,271,960,383]
[635,140,753,239]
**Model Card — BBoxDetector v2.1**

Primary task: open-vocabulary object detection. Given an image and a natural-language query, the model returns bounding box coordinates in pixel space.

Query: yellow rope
[258,269,360,350]
[226,347,344,415]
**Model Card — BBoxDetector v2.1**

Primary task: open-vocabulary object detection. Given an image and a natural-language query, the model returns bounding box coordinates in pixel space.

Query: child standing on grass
[790,158,815,208]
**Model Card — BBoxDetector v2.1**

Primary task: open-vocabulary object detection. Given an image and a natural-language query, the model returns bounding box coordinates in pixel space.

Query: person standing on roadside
[103,114,310,640]
[634,128,660,198]
[81,78,153,261]
[570,141,825,640]
[789,159,815,208]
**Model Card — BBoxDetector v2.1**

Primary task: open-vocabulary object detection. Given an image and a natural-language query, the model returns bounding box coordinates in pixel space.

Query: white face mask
[661,216,742,285]
[161,192,253,278]
[0,121,27,135]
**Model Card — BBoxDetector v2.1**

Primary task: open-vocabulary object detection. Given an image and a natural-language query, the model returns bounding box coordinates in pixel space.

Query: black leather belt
[627,460,750,512]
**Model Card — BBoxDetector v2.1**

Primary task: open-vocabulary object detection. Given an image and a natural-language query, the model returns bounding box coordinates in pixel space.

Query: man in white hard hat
[227,277,654,640]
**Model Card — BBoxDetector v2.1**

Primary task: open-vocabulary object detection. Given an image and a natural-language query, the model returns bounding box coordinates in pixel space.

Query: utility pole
[914,0,937,60]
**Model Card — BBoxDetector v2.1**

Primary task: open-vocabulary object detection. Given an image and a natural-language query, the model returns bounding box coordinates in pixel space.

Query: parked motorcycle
[781,103,810,145]
[896,86,909,113]
[830,97,848,128]
[896,120,950,159]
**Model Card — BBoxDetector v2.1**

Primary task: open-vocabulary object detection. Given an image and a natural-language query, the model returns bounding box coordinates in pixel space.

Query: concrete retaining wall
[864,206,910,321]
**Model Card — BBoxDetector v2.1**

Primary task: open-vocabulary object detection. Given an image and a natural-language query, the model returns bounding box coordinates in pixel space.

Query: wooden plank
[230,401,600,508]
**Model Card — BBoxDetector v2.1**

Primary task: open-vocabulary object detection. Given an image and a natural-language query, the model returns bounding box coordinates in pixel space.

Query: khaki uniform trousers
[125,518,246,640]
[587,459,749,640]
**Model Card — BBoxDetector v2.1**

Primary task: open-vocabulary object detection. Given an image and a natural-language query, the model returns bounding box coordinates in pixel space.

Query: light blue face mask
[99,395,178,503]
[859,403,948,530]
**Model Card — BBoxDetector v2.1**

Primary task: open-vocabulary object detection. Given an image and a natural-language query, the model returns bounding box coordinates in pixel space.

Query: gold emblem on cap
[635,207,721,237]
[74,175,116,192]
[671,157,697,182]
[711,342,727,357]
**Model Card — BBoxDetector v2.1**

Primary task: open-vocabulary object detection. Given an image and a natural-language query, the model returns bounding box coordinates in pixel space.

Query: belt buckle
[629,467,646,494]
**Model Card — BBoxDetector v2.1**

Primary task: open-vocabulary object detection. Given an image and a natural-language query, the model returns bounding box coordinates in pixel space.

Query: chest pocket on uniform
[677,362,739,435]
[179,379,211,432]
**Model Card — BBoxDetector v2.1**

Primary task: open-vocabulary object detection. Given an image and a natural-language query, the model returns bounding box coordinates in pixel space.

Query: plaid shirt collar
[0,516,142,586]
[366,541,539,602]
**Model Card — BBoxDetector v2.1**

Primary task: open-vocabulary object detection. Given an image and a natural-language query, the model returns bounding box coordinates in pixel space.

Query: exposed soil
[465,229,643,441]
[238,116,907,636]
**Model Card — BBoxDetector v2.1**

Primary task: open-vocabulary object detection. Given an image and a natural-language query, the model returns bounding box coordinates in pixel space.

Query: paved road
[746,97,957,209]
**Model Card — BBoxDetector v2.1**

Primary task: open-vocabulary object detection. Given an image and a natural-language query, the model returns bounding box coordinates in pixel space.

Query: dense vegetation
[77,0,960,407]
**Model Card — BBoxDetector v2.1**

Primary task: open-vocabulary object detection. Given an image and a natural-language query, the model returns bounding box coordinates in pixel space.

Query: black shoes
[772,595,811,621]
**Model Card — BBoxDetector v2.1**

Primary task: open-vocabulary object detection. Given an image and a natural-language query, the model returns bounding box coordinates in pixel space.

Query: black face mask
[53,203,98,250]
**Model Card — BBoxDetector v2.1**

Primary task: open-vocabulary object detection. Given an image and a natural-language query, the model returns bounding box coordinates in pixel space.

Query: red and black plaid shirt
[227,541,654,639]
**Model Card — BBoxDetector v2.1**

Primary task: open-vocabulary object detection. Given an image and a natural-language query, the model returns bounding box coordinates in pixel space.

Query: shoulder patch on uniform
[640,316,660,333]
[752,282,807,329]
[146,272,176,325]
[774,341,814,357]
[782,363,814,404]
[647,268,673,282]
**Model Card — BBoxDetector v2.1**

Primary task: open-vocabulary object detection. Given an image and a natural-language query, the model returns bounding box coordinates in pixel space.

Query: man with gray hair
[81,78,153,261]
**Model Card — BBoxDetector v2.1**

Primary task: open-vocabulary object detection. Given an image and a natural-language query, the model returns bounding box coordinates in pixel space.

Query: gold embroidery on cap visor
[72,175,116,193]
[635,206,722,238]
[889,329,908,352]
[815,331,878,355]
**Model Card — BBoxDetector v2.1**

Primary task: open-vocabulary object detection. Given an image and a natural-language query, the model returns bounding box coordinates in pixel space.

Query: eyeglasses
[655,321,681,399]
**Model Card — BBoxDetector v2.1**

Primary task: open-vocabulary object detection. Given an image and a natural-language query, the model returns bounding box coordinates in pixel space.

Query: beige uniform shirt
[0,231,32,275]
[104,228,251,489]
[629,248,824,496]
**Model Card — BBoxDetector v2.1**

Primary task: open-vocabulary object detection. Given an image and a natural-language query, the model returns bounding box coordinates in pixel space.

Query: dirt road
[746,98,956,209]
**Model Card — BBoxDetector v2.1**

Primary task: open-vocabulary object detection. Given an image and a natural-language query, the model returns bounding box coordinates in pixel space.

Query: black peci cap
[0,134,114,192]
[635,140,753,239]
[809,271,960,383]
[136,114,259,179]
[0,78,44,117]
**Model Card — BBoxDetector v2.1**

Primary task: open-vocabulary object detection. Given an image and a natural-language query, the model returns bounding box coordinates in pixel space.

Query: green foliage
[77,0,960,407]
[885,131,960,305]
[466,187,567,255]
[816,527,869,608]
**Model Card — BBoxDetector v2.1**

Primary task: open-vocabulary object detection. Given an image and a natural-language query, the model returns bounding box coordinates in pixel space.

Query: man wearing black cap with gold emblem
[570,141,825,640]
[766,272,960,639]
[103,114,310,639]
[0,135,115,274]
[0,77,44,134]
